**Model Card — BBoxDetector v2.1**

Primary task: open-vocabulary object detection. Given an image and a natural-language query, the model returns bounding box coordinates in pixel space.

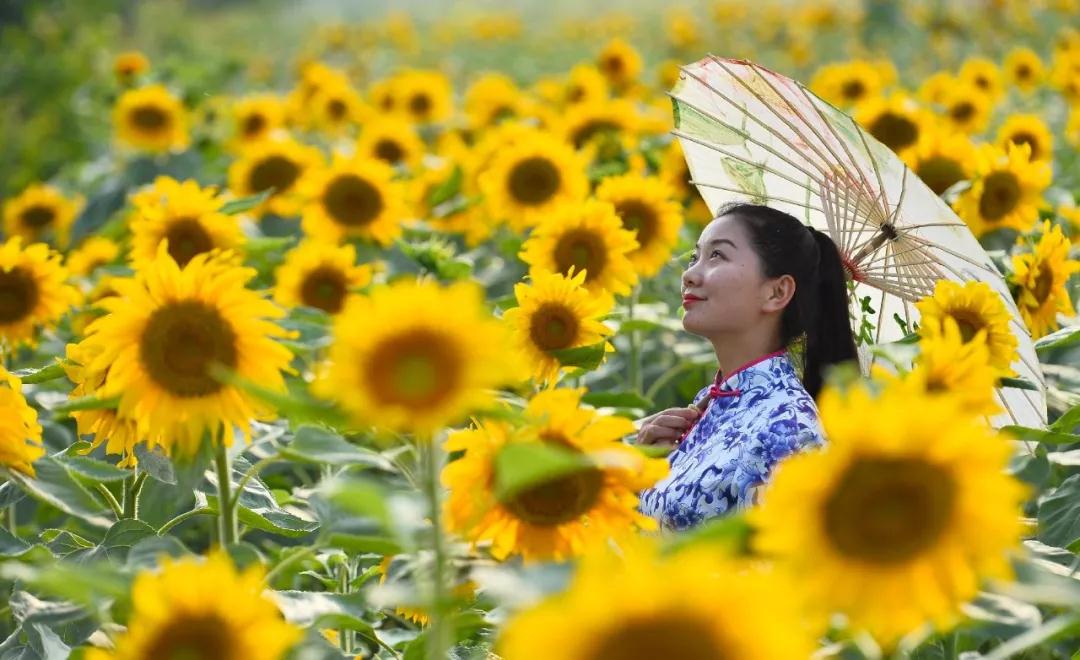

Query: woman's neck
[709,331,783,378]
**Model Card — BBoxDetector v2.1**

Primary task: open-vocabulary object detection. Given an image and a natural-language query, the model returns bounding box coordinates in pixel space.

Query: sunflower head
[227,137,323,218]
[113,51,150,83]
[915,279,1019,373]
[559,98,639,152]
[66,237,121,278]
[953,142,1051,236]
[388,69,454,124]
[854,94,928,159]
[310,79,368,136]
[0,237,80,349]
[64,341,142,468]
[0,364,43,477]
[594,173,682,277]
[810,59,884,107]
[354,116,425,170]
[464,73,522,128]
[916,71,956,106]
[299,154,406,246]
[1004,47,1045,92]
[939,82,993,135]
[273,240,373,314]
[959,56,1004,99]
[596,38,642,89]
[1010,220,1080,338]
[114,84,189,153]
[910,126,975,196]
[902,317,1001,415]
[2,183,83,248]
[229,94,286,149]
[996,113,1054,163]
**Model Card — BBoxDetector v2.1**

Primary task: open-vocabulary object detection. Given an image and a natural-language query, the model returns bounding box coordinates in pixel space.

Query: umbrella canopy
[670,55,1046,429]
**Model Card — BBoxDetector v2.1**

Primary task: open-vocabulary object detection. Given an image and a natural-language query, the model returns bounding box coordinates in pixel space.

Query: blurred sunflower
[915,280,1019,373]
[285,61,351,127]
[996,114,1054,163]
[504,269,614,385]
[520,199,640,296]
[86,552,300,660]
[1004,47,1045,93]
[2,183,83,248]
[309,80,368,136]
[657,59,683,91]
[0,238,79,349]
[129,177,245,271]
[596,38,642,90]
[750,383,1026,646]
[556,64,610,107]
[1011,221,1080,338]
[1050,50,1080,103]
[909,128,975,196]
[442,388,667,561]
[497,539,814,659]
[227,137,323,217]
[595,173,682,277]
[0,365,43,477]
[464,73,522,129]
[659,141,714,225]
[854,94,928,161]
[479,131,589,232]
[939,82,993,134]
[394,69,454,124]
[810,59,885,107]
[76,248,293,456]
[66,237,121,278]
[665,8,701,50]
[354,116,425,170]
[299,155,405,246]
[916,71,956,106]
[113,50,149,84]
[959,56,1005,100]
[229,94,286,150]
[273,240,373,315]
[953,143,1050,236]
[114,84,189,153]
[314,278,521,435]
[64,342,142,468]
[559,98,639,151]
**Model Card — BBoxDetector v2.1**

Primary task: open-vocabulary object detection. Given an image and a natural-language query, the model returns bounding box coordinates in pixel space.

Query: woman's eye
[711,250,725,259]
[688,253,699,264]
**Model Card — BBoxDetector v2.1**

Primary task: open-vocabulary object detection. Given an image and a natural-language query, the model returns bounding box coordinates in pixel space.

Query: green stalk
[215,443,237,546]
[627,285,642,393]
[121,471,147,519]
[6,505,15,534]
[422,441,449,660]
[338,560,352,654]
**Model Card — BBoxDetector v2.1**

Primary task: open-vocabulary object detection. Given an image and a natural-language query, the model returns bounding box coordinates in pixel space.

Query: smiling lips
[682,294,705,309]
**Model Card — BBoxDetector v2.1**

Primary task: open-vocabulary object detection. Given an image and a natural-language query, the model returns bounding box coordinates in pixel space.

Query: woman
[637,203,858,531]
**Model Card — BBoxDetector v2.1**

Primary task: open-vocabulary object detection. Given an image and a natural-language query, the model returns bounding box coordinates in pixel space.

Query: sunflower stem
[121,471,147,520]
[95,483,123,520]
[422,440,450,660]
[627,285,642,393]
[337,560,352,654]
[5,505,15,534]
[942,631,958,660]
[215,443,237,546]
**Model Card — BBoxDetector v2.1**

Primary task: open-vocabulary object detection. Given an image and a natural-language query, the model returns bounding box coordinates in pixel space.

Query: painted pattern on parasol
[670,55,1046,429]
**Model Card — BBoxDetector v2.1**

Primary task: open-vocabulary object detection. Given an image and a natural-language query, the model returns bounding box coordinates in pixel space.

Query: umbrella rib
[690,181,826,213]
[859,273,929,300]
[899,221,970,231]
[901,233,1001,273]
[860,240,933,268]
[852,127,892,220]
[873,249,893,345]
[671,129,826,197]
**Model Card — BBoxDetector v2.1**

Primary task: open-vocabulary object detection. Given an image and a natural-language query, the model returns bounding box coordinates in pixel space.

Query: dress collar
[711,349,789,395]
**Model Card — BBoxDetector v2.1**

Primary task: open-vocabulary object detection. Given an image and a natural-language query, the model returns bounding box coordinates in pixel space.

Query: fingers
[636,407,701,446]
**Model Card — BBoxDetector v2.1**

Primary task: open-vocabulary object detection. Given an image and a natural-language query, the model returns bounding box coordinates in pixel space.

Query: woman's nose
[682,266,699,290]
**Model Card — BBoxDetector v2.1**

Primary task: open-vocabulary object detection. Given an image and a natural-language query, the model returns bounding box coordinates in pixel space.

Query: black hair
[716,202,858,400]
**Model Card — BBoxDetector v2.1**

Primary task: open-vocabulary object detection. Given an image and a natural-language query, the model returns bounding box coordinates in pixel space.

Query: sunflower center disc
[507,157,561,205]
[140,300,239,398]
[242,113,266,137]
[948,311,985,343]
[554,229,607,282]
[915,156,965,196]
[299,265,348,313]
[0,267,38,324]
[1033,267,1054,304]
[164,217,214,267]
[868,112,918,152]
[249,155,301,197]
[824,457,956,564]
[529,302,579,351]
[327,99,347,120]
[586,615,728,660]
[950,102,975,122]
[19,205,56,229]
[979,171,1021,221]
[324,174,383,227]
[1009,132,1039,160]
[841,79,866,101]
[409,93,432,116]
[572,120,620,148]
[501,464,603,526]
[131,105,169,131]
[614,200,657,250]
[368,329,461,408]
[143,613,237,660]
[374,139,405,165]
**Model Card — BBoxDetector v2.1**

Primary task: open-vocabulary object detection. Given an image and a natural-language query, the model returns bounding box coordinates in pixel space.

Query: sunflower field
[3,0,1080,658]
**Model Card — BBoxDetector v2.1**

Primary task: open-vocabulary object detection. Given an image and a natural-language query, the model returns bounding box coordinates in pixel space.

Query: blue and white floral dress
[638,350,825,531]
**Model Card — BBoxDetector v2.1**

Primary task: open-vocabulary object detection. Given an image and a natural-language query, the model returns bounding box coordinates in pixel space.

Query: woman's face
[681,214,773,338]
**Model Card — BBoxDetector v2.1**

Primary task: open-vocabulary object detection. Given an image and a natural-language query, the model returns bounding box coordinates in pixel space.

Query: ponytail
[716,203,859,400]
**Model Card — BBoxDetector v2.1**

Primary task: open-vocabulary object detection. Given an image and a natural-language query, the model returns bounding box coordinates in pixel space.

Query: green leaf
[133,445,177,485]
[281,426,395,470]
[12,361,69,384]
[493,442,594,501]
[1051,402,1080,435]
[1038,474,1080,550]
[1034,325,1080,353]
[125,536,188,569]
[48,394,121,416]
[102,520,157,551]
[211,366,352,429]
[53,455,130,484]
[197,493,318,538]
[41,529,94,555]
[326,533,402,556]
[5,459,110,526]
[662,514,754,556]
[549,341,607,371]
[1002,425,1080,445]
[0,560,131,609]
[581,391,653,409]
[244,235,295,257]
[219,189,273,214]
[998,377,1041,392]
[0,526,32,557]
[271,590,368,628]
[318,478,391,529]
[428,165,463,207]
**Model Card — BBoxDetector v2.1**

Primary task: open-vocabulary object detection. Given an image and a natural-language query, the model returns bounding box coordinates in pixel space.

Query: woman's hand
[634,407,700,447]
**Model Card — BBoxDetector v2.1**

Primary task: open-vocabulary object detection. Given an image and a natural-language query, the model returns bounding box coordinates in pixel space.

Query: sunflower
[464,73,522,129]
[64,342,142,468]
[86,552,301,660]
[2,183,83,248]
[504,269,614,385]
[520,199,640,297]
[0,364,43,477]
[314,278,522,435]
[1004,47,1045,93]
[309,80,368,137]
[273,240,373,314]
[555,65,610,107]
[479,131,589,232]
[354,116,425,170]
[299,155,405,246]
[75,247,293,456]
[129,177,245,272]
[113,51,149,83]
[809,59,885,107]
[285,61,351,128]
[229,94,286,150]
[114,84,189,153]
[909,127,975,196]
[939,82,993,135]
[996,114,1054,163]
[665,8,701,50]
[442,388,667,562]
[1011,221,1080,339]
[953,143,1050,237]
[0,238,79,349]
[596,38,642,90]
[393,69,454,124]
[959,57,1004,100]
[594,174,682,277]
[227,137,323,218]
[66,237,121,278]
[915,280,1019,373]
[749,383,1027,646]
[916,71,956,106]
[854,94,928,161]
[559,98,639,152]
[497,539,815,659]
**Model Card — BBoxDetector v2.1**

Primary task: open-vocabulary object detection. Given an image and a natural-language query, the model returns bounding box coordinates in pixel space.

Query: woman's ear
[761,274,796,313]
